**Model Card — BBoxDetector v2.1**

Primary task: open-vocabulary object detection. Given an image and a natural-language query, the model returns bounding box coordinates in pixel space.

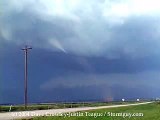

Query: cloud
[40,70,160,90]
[39,70,160,100]
[49,38,67,53]
[1,46,160,103]
[2,0,160,103]
[1,0,160,58]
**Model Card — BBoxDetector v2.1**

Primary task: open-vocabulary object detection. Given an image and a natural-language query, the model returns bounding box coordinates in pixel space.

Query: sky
[1,0,160,104]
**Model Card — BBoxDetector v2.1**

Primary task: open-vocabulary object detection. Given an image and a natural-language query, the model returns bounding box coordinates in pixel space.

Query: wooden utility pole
[22,45,32,109]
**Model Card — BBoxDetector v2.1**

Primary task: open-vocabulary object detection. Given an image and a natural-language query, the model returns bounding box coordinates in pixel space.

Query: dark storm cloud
[1,45,160,104]
[1,0,160,103]
[40,70,160,101]
[109,16,160,58]
[1,0,160,58]
[0,10,75,51]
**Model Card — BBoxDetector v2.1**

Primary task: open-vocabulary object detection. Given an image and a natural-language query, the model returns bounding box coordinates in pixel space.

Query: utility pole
[22,45,32,109]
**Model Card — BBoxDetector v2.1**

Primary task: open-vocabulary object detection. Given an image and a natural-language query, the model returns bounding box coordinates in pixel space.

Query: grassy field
[0,101,138,112]
[31,102,160,120]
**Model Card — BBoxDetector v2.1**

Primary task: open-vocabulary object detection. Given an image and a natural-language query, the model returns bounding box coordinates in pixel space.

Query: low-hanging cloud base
[1,0,160,104]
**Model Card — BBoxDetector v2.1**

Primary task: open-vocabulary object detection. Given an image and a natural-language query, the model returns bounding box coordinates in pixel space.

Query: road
[0,102,153,120]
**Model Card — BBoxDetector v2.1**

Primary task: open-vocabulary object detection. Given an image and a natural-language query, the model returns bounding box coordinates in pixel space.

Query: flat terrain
[32,102,159,120]
[0,102,133,112]
[0,102,152,120]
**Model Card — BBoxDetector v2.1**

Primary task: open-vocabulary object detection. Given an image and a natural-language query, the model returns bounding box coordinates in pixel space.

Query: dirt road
[0,102,152,120]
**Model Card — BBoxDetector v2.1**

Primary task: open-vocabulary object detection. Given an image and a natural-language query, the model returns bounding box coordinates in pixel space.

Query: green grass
[31,102,160,120]
[0,101,138,112]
